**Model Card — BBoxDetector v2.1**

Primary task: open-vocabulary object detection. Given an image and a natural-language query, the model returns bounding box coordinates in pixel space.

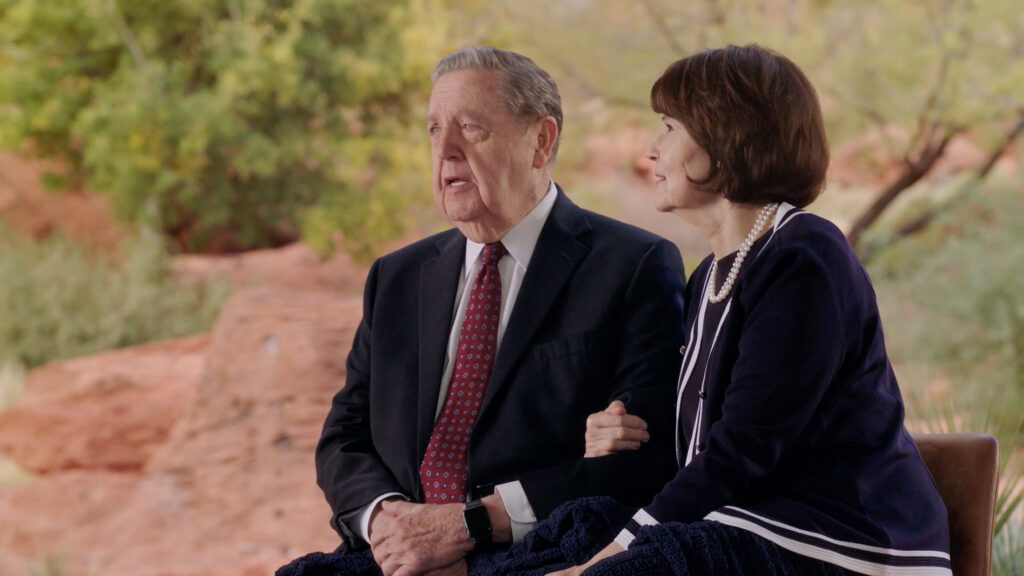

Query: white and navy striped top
[615,205,951,575]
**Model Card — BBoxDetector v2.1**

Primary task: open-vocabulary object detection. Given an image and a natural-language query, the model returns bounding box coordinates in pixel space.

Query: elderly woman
[550,45,951,576]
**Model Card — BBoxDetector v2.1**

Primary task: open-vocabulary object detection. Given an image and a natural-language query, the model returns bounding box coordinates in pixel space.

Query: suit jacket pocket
[532,330,602,362]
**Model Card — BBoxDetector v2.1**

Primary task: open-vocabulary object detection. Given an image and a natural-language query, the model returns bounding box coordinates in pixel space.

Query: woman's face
[645,115,716,214]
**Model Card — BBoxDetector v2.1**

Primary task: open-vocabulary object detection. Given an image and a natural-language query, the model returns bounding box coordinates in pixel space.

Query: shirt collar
[464,181,558,275]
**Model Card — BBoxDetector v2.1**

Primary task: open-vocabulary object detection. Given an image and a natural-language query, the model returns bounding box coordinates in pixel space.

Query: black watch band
[462,498,492,544]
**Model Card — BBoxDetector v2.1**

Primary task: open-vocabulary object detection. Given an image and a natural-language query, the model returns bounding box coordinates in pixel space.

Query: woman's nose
[644,143,658,161]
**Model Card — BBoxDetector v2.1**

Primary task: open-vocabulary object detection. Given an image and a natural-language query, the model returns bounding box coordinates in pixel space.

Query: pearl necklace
[706,202,779,304]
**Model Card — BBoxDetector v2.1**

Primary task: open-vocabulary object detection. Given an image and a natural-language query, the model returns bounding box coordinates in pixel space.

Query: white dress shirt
[356,182,558,544]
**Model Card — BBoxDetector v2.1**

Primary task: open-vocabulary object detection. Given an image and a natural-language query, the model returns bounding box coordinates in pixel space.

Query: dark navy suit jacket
[315,189,685,548]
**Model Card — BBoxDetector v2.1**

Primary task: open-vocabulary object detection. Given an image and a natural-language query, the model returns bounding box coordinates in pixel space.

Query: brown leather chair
[913,433,1000,576]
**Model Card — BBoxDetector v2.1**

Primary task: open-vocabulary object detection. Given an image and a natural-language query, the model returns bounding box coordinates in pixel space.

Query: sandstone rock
[0,151,123,251]
[0,289,362,576]
[0,471,139,574]
[170,242,368,295]
[0,335,208,474]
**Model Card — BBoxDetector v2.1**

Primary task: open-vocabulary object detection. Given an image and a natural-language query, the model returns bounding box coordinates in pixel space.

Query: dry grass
[0,356,25,410]
[0,454,33,487]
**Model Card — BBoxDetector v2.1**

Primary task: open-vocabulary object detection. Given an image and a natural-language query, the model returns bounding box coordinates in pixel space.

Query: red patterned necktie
[420,241,507,503]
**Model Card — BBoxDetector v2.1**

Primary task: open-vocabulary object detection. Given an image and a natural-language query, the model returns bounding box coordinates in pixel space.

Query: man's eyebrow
[426,110,485,124]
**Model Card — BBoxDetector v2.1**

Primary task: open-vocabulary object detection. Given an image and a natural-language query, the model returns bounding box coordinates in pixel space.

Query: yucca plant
[905,390,1024,575]
[993,522,1024,576]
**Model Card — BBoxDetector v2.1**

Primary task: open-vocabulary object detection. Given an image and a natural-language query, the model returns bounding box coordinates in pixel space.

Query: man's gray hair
[432,46,563,159]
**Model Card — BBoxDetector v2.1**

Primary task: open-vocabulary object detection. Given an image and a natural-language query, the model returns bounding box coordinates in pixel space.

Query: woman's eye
[428,125,440,135]
[463,123,477,130]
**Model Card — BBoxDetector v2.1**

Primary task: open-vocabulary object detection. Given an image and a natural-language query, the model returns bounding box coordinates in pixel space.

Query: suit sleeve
[315,259,406,547]
[642,245,849,524]
[516,239,686,517]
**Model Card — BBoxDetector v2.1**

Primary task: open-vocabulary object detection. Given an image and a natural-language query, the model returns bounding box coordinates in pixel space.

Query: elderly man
[313,46,685,576]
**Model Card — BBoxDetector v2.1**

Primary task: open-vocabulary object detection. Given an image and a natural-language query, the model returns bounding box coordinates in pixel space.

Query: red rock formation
[0,336,207,474]
[170,242,368,294]
[0,290,361,576]
[0,151,123,251]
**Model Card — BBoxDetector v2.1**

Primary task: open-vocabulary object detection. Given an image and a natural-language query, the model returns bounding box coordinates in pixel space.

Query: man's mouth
[445,177,472,188]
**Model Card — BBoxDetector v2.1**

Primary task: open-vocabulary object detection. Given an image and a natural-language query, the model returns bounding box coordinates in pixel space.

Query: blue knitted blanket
[275,497,848,576]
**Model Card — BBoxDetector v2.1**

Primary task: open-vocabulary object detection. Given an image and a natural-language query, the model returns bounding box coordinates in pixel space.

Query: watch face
[464,500,492,542]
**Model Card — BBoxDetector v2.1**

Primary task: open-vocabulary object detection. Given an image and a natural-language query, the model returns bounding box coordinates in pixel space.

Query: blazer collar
[479,187,592,418]
[416,230,465,464]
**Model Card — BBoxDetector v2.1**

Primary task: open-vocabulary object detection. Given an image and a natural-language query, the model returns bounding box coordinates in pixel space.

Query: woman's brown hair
[650,44,829,207]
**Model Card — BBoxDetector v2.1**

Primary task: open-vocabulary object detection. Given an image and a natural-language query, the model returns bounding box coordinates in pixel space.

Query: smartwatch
[462,498,492,544]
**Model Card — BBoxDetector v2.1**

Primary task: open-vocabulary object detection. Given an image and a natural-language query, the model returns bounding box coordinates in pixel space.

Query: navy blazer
[618,206,951,575]
[316,189,686,548]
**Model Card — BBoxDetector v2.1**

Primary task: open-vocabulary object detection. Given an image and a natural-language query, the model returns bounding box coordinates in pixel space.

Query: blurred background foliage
[1,0,1019,256]
[0,223,227,372]
[0,0,1021,568]
[0,0,443,256]
[871,177,1023,412]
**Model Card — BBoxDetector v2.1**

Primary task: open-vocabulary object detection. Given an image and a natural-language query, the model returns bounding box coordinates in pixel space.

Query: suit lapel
[480,191,591,418]
[416,232,464,466]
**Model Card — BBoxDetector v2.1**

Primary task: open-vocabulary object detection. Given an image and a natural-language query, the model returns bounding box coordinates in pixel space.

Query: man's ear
[531,116,558,168]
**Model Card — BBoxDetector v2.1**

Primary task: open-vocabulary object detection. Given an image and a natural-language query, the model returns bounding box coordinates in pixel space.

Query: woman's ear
[532,116,559,168]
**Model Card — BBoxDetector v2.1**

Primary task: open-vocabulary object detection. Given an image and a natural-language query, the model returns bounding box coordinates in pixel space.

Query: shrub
[0,225,228,370]
[870,176,1024,423]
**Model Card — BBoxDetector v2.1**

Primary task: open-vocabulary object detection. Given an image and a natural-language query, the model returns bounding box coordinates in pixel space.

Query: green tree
[815,0,1024,256]
[869,177,1024,416]
[0,0,446,257]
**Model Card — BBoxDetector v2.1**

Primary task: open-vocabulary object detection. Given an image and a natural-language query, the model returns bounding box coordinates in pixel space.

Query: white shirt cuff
[495,481,537,543]
[357,492,407,542]
[614,528,636,550]
[614,508,660,550]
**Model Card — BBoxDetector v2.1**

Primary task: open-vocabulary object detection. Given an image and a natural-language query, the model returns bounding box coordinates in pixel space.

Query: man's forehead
[428,70,501,111]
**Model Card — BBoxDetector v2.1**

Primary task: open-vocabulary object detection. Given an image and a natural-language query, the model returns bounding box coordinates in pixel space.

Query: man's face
[428,69,549,242]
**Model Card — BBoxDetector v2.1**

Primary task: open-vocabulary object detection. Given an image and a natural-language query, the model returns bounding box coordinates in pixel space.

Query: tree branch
[906,50,952,162]
[847,126,963,259]
[888,111,1024,239]
[105,0,147,69]
[820,84,902,155]
[543,52,646,109]
[976,111,1024,179]
[227,0,242,22]
[641,0,686,55]
[846,2,975,260]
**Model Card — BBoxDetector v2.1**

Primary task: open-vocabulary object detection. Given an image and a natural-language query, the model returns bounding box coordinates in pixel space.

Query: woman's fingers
[586,412,649,440]
[584,402,650,456]
[605,399,627,415]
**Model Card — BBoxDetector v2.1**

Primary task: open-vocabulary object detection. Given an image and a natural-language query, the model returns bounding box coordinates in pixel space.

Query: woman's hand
[546,541,625,575]
[546,566,585,576]
[584,400,650,457]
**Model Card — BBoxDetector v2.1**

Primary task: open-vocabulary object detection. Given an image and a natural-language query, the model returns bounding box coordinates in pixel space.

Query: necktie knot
[481,242,506,266]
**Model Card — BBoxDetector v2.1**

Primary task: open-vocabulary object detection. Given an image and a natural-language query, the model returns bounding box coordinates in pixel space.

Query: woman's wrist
[583,541,625,570]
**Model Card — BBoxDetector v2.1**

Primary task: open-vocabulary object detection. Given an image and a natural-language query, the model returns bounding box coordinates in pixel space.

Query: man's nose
[436,125,465,160]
